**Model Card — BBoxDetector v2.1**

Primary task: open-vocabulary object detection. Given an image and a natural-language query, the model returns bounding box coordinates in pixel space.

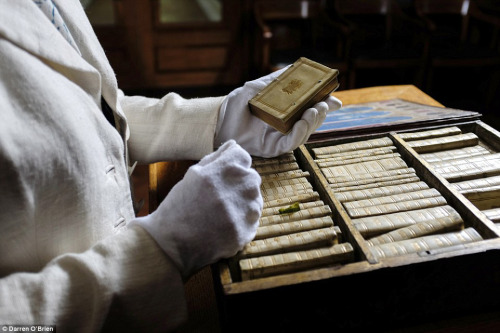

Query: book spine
[436,158,500,182]
[313,137,393,157]
[317,153,402,168]
[261,200,325,217]
[322,157,409,181]
[334,181,430,203]
[346,196,448,219]
[420,145,490,163]
[367,215,464,246]
[369,228,483,259]
[353,205,461,238]
[239,227,338,259]
[328,169,417,187]
[260,205,332,226]
[408,133,479,153]
[261,176,310,190]
[254,216,334,240]
[252,152,296,167]
[451,175,500,193]
[343,188,441,209]
[260,182,313,197]
[262,189,313,202]
[314,146,397,162]
[255,162,301,175]
[331,176,421,193]
[260,170,310,182]
[431,153,500,168]
[263,191,320,209]
[482,208,500,223]
[398,126,462,141]
[240,243,354,280]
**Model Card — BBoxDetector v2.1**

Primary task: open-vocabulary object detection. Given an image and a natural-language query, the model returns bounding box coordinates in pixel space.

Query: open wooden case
[214,119,500,332]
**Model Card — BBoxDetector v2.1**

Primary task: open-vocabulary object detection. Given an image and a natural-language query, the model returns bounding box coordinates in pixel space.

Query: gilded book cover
[249,57,339,133]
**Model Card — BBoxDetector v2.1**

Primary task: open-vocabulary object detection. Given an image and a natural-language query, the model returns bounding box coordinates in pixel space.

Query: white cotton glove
[129,140,263,279]
[214,67,342,158]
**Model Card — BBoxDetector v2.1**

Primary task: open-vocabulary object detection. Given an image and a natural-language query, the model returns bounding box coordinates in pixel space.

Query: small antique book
[254,216,334,240]
[249,57,339,133]
[369,228,482,259]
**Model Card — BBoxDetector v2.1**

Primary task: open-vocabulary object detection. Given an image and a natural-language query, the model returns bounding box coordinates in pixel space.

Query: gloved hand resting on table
[215,67,342,158]
[130,140,262,279]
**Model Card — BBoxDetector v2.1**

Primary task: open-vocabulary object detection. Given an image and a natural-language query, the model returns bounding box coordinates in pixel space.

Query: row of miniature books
[235,152,354,281]
[312,127,492,259]
[401,126,500,223]
[234,125,500,280]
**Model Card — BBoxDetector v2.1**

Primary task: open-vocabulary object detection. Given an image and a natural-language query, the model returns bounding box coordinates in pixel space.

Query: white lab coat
[0,0,224,331]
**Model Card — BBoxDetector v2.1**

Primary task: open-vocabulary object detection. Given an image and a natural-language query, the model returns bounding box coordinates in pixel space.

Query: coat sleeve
[119,91,225,164]
[0,226,187,332]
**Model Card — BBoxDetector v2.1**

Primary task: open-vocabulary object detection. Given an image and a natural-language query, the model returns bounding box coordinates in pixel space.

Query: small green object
[278,202,301,214]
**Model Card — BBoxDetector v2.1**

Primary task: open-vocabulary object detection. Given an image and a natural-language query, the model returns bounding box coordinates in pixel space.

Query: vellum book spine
[346,196,448,219]
[255,162,301,175]
[260,170,310,182]
[334,181,430,203]
[367,215,464,246]
[260,205,332,226]
[261,200,325,217]
[262,189,313,202]
[261,177,310,190]
[313,137,393,157]
[263,191,320,209]
[252,152,296,167]
[407,133,479,153]
[398,126,462,141]
[435,158,500,182]
[420,145,491,163]
[483,208,500,223]
[369,228,483,259]
[431,153,500,168]
[316,153,402,168]
[248,57,339,134]
[353,205,461,237]
[239,243,354,280]
[450,175,500,193]
[331,176,421,193]
[260,182,313,197]
[254,216,334,240]
[322,157,409,181]
[327,168,417,187]
[314,146,397,161]
[343,188,441,210]
[239,227,338,259]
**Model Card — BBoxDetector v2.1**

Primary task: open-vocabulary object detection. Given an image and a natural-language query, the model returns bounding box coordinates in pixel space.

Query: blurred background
[85,0,500,122]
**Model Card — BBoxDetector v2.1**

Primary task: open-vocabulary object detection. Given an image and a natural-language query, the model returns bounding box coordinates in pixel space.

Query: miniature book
[367,216,464,246]
[369,228,482,259]
[249,57,339,133]
[239,243,354,280]
[254,216,334,240]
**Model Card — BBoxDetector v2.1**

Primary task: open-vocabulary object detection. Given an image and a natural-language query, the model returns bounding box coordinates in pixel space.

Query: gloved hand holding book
[215,66,342,158]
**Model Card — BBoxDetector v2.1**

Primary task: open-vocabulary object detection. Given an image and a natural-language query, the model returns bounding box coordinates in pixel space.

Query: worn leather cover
[249,57,339,133]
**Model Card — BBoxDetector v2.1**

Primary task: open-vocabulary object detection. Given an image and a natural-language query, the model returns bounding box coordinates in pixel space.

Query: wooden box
[249,57,339,133]
[214,119,500,332]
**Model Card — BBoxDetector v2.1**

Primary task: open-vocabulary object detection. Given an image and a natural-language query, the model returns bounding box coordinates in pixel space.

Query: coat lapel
[0,0,128,138]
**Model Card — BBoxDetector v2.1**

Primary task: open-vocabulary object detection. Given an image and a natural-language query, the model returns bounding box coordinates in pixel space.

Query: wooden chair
[253,0,348,87]
[414,0,500,107]
[331,0,427,89]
